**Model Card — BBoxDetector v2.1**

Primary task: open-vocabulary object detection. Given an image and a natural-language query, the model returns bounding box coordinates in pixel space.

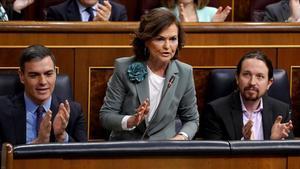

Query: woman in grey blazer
[100,8,199,141]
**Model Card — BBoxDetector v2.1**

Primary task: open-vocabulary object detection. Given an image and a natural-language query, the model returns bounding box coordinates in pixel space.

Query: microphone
[141,75,176,140]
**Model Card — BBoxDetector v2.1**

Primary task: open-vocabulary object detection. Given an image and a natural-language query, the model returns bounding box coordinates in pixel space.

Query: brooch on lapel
[127,62,147,84]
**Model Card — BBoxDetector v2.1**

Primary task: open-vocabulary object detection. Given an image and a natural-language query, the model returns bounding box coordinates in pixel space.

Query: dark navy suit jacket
[46,0,127,21]
[0,93,87,148]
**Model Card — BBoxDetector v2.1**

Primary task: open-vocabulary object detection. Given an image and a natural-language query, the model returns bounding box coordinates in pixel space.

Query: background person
[161,0,231,22]
[0,0,34,21]
[46,0,127,21]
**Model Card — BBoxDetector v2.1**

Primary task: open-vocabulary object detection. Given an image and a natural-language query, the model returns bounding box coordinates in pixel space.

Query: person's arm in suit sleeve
[111,2,128,21]
[46,7,63,21]
[67,102,87,142]
[263,5,277,22]
[201,103,225,140]
[100,60,128,131]
[118,4,127,21]
[177,68,199,140]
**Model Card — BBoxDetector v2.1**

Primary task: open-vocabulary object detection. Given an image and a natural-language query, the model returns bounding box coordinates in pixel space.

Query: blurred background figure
[46,0,127,21]
[161,0,231,22]
[0,0,34,21]
[264,0,300,22]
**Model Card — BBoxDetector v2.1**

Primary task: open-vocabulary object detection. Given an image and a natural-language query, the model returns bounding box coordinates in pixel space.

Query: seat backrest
[0,73,73,101]
[206,69,290,105]
[250,0,280,21]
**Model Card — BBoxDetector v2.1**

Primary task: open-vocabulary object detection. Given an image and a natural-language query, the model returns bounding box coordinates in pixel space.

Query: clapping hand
[270,115,293,140]
[127,99,150,128]
[13,0,34,13]
[212,6,231,22]
[53,100,70,142]
[33,110,52,144]
[289,0,300,22]
[242,120,253,140]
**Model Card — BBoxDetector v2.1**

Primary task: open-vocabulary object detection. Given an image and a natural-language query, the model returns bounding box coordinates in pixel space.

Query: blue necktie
[86,7,94,21]
[36,106,45,134]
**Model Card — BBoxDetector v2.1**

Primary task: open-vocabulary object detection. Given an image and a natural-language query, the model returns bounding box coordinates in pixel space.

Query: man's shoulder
[265,1,285,10]
[263,95,289,108]
[110,1,126,9]
[48,0,74,11]
[209,92,235,107]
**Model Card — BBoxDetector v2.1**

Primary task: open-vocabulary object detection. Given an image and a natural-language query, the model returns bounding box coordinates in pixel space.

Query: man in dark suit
[46,0,127,21]
[263,0,300,22]
[202,50,293,140]
[0,45,87,148]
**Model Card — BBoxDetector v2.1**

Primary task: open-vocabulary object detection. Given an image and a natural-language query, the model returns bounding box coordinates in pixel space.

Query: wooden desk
[3,140,300,169]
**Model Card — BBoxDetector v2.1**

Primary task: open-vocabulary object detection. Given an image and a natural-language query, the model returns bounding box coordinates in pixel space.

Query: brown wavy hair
[132,7,185,61]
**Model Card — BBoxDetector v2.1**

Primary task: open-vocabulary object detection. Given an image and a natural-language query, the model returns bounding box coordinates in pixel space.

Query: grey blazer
[100,56,199,140]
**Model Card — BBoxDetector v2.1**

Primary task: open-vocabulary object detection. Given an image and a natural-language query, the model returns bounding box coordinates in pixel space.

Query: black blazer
[46,0,127,21]
[201,91,293,140]
[0,93,87,148]
[263,0,290,22]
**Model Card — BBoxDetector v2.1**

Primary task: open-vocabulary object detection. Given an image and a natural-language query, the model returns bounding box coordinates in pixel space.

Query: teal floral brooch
[127,62,147,83]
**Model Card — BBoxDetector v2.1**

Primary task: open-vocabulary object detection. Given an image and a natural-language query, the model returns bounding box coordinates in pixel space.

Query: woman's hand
[127,99,150,128]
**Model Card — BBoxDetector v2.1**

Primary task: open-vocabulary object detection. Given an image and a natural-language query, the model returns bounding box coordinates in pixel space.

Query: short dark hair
[19,45,56,72]
[132,7,185,61]
[236,50,273,80]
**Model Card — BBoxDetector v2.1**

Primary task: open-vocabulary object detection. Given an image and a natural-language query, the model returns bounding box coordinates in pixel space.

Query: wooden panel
[75,48,133,132]
[290,67,300,137]
[180,48,276,66]
[12,156,286,169]
[288,157,300,169]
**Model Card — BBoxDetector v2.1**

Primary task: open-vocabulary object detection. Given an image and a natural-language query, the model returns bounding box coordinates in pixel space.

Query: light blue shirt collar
[24,92,52,113]
[76,0,97,21]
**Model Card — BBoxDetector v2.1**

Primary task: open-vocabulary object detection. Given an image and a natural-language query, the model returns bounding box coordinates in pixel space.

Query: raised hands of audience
[212,6,232,22]
[178,3,189,22]
[94,0,112,21]
[13,0,34,13]
[242,120,253,140]
[53,100,70,142]
[127,99,150,128]
[32,110,52,144]
[289,0,300,22]
[270,115,293,140]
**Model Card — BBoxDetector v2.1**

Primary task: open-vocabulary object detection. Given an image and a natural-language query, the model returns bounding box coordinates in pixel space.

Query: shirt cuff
[121,115,136,131]
[64,133,69,142]
[178,132,189,140]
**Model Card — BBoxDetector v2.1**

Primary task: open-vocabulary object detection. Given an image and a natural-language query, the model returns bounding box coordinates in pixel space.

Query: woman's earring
[144,47,149,57]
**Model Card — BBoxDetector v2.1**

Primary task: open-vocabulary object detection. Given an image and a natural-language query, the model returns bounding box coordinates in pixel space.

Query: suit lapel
[262,96,273,140]
[281,1,290,21]
[12,94,27,144]
[148,61,179,134]
[67,0,82,21]
[230,92,243,140]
